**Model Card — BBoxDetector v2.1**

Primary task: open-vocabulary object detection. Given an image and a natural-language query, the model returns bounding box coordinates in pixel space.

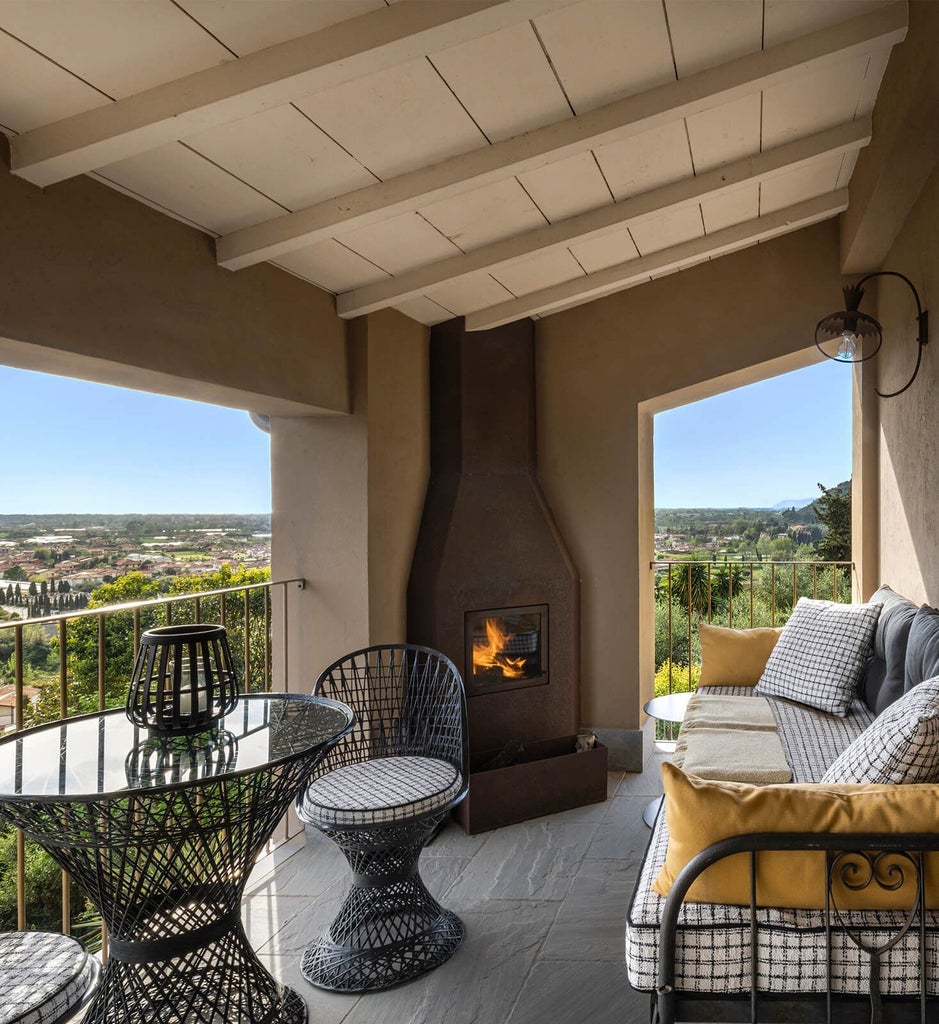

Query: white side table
[642,690,693,828]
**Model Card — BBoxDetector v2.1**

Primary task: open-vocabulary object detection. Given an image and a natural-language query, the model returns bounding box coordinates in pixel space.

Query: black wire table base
[85,923,307,1024]
[0,697,355,1023]
[302,816,465,992]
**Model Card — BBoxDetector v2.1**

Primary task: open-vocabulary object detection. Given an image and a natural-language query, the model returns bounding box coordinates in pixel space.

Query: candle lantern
[126,623,239,735]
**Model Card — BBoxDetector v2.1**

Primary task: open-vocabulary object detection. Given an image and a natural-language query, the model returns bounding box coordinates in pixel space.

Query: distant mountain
[771,497,816,511]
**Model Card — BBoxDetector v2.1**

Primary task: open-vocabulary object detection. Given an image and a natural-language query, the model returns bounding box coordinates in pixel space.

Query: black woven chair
[296,643,469,992]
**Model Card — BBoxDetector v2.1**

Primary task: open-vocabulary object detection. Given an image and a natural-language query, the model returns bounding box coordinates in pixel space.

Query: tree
[3,566,27,582]
[62,573,164,715]
[814,482,851,562]
[0,824,87,931]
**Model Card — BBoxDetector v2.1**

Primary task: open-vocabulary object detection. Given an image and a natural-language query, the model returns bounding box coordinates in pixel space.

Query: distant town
[652,484,849,561]
[0,514,270,618]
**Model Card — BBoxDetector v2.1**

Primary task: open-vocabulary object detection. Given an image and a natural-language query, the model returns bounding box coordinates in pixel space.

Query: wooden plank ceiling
[0,0,906,329]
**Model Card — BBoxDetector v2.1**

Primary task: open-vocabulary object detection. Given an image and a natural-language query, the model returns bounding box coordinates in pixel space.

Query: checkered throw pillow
[822,677,939,784]
[755,597,882,716]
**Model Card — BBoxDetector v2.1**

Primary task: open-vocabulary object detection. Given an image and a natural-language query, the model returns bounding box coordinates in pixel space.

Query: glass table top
[0,693,353,800]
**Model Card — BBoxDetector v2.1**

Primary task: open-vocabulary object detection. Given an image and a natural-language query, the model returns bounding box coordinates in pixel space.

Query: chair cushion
[754,597,882,716]
[304,756,462,827]
[0,931,98,1024]
[822,677,939,784]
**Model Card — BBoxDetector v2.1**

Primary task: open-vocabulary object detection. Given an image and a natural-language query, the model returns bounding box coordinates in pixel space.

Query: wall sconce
[815,271,929,398]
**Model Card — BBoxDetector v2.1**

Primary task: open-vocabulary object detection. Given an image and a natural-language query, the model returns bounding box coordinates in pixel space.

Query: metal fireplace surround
[407,317,580,756]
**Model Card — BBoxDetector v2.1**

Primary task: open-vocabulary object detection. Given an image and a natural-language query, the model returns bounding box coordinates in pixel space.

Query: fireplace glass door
[465,605,548,694]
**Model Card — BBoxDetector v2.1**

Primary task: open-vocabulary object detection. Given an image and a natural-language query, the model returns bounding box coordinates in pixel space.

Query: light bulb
[836,331,857,361]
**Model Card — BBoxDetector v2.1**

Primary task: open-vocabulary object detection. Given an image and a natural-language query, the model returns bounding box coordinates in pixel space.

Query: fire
[473,618,527,679]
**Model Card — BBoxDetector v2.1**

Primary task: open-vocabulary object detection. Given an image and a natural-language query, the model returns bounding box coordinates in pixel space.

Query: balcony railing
[0,577,304,949]
[652,560,855,699]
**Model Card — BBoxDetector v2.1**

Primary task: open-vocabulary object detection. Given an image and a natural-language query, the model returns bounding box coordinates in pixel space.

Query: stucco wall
[0,137,347,415]
[271,310,429,689]
[536,221,847,755]
[875,162,939,607]
[366,309,431,643]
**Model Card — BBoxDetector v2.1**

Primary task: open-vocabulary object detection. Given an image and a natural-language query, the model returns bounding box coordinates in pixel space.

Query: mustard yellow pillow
[698,623,783,687]
[653,762,939,910]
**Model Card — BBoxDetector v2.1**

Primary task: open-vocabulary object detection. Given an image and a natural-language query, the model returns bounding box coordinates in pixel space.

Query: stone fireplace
[407,317,580,756]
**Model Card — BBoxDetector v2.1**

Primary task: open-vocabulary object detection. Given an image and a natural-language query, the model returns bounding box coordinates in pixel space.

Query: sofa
[626,585,939,1024]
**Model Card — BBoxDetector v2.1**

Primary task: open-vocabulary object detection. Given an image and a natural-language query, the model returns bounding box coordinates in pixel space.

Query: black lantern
[126,623,239,735]
[815,270,929,398]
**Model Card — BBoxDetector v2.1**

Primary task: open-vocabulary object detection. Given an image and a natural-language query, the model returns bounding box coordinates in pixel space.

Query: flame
[473,618,527,680]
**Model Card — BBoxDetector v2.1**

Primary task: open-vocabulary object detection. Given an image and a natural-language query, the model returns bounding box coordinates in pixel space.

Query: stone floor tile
[340,900,558,1024]
[540,858,640,962]
[447,820,599,902]
[247,840,348,899]
[586,795,656,860]
[257,952,362,1024]
[423,819,492,858]
[618,756,668,797]
[506,961,649,1024]
[242,893,307,949]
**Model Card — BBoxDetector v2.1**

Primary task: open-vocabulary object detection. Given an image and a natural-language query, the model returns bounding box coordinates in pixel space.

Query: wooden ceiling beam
[464,191,850,330]
[216,1,906,271]
[336,120,870,318]
[10,0,576,187]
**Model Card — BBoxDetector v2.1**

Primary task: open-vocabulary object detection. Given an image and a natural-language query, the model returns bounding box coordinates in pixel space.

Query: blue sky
[0,367,271,513]
[0,359,850,514]
[654,359,853,508]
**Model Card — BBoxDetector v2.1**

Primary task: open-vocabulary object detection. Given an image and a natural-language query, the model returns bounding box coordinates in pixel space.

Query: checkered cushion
[822,677,939,784]
[626,810,939,995]
[0,931,99,1024]
[626,685,892,995]
[303,756,462,827]
[755,598,882,716]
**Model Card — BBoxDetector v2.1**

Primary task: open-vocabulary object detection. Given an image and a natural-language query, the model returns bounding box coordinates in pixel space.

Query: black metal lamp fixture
[126,623,239,735]
[815,271,929,398]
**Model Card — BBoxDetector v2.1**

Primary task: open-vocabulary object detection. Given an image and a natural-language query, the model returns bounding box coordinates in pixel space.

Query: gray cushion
[905,605,939,692]
[861,584,918,714]
[822,678,939,784]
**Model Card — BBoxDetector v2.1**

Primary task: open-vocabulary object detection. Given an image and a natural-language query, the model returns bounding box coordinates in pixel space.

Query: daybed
[627,585,939,1023]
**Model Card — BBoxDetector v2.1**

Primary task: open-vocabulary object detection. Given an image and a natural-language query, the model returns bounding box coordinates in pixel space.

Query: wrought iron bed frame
[653,831,939,1024]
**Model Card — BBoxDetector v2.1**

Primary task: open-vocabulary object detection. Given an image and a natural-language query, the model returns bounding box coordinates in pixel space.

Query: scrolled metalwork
[654,832,939,1024]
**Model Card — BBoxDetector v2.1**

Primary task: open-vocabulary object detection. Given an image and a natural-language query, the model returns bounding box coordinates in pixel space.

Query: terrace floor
[241,748,669,1024]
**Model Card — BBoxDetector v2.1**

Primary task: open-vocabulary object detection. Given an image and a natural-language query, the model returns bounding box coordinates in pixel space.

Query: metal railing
[652,560,855,697]
[0,577,304,947]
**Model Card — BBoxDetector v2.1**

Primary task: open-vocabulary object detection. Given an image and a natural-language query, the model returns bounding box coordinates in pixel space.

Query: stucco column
[269,311,429,693]
[852,354,880,600]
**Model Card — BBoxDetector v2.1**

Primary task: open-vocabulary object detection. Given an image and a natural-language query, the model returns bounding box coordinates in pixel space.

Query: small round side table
[641,690,693,828]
